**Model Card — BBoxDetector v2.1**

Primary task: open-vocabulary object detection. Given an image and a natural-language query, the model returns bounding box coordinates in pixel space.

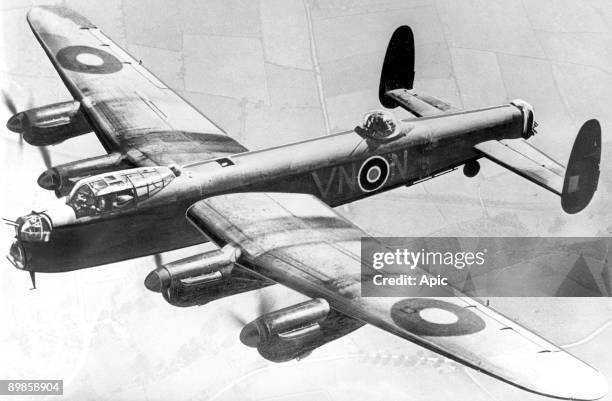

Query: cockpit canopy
[67,166,176,218]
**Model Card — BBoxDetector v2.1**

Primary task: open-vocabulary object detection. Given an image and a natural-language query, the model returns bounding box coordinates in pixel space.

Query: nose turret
[15,213,53,243]
[6,213,52,271]
[8,241,27,269]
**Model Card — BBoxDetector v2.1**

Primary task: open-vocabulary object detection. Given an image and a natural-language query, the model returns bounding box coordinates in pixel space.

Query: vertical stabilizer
[562,119,601,214]
[379,26,415,108]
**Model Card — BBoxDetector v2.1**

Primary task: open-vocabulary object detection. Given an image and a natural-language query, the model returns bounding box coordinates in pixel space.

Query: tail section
[379,26,415,108]
[562,119,601,214]
[474,119,601,214]
[378,26,456,116]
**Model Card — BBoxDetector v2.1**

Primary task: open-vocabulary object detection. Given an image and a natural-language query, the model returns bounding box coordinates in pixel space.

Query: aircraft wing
[26,6,247,167]
[186,192,607,401]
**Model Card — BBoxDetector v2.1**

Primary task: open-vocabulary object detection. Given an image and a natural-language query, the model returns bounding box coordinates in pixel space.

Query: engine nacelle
[240,298,365,362]
[7,100,91,146]
[38,152,133,196]
[144,246,273,307]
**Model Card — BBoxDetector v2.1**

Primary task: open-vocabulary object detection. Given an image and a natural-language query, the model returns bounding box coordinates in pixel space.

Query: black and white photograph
[1,1,611,400]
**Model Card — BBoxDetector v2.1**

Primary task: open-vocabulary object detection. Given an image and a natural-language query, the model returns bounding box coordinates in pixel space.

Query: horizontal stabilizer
[384,89,445,117]
[475,139,565,194]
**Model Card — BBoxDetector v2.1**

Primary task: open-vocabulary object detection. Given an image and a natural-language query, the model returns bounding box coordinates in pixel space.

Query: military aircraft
[4,6,605,400]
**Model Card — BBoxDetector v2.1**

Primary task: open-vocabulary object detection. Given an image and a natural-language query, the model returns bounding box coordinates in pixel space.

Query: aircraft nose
[144,267,170,292]
[8,240,27,270]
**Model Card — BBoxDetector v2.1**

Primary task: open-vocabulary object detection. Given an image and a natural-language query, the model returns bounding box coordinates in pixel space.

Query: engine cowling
[241,298,365,362]
[144,246,273,307]
[7,100,91,146]
[38,152,133,196]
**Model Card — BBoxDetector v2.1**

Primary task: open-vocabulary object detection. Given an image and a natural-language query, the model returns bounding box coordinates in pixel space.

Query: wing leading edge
[27,6,247,166]
[186,192,607,400]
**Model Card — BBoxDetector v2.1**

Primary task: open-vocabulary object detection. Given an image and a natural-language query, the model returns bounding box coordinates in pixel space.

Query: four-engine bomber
[8,103,531,272]
[4,7,606,400]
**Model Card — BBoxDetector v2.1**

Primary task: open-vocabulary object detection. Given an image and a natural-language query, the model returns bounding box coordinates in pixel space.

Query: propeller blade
[227,290,275,329]
[226,311,249,327]
[1,90,17,114]
[22,95,34,149]
[2,90,33,149]
[39,146,52,169]
[257,289,274,316]
[153,253,163,269]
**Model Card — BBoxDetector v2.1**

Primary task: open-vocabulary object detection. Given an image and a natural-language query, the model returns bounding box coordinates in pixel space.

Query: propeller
[256,289,275,317]
[227,309,249,326]
[153,253,163,269]
[227,288,275,328]
[2,90,18,114]
[2,89,24,149]
[2,89,52,168]
[39,147,52,169]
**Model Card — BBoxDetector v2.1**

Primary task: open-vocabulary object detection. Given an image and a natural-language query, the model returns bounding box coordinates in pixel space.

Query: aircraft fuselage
[14,104,524,272]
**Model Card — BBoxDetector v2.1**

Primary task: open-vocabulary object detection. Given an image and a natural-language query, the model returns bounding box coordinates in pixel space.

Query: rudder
[379,26,415,109]
[562,119,601,214]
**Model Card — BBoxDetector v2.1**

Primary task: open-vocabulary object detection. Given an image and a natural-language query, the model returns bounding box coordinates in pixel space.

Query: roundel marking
[358,156,389,192]
[390,298,486,336]
[367,166,381,182]
[75,53,104,66]
[56,45,123,74]
[419,307,459,324]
